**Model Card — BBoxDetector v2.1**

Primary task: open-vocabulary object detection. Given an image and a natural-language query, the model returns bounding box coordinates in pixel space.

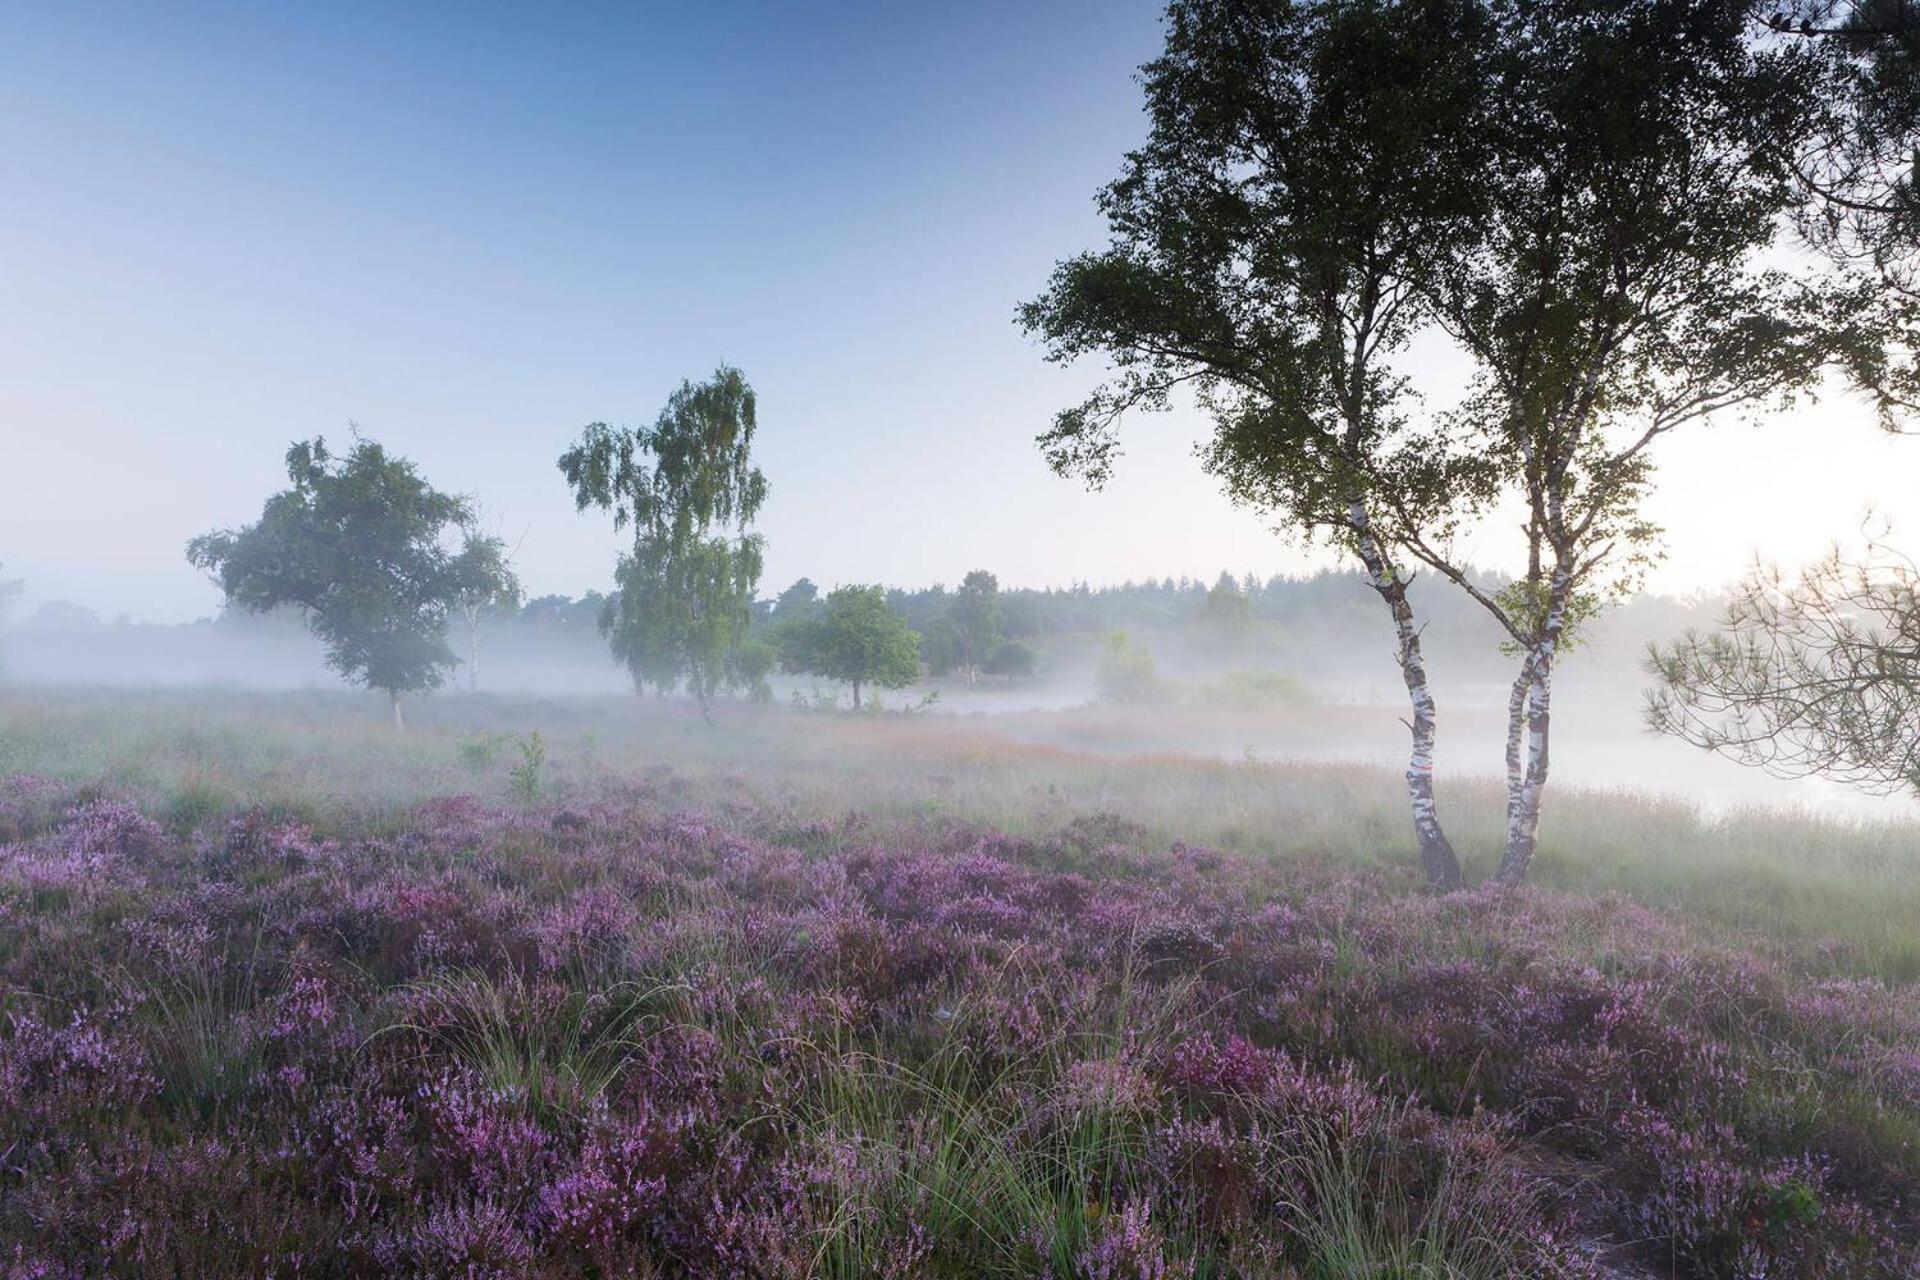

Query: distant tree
[1002,592,1043,640]
[449,523,523,693]
[951,570,1004,687]
[187,437,495,728]
[777,584,920,709]
[1648,541,1920,796]
[1094,630,1161,706]
[983,639,1039,680]
[559,366,769,719]
[772,577,822,620]
[727,632,778,705]
[1200,571,1252,646]
[0,563,21,677]
[917,614,961,678]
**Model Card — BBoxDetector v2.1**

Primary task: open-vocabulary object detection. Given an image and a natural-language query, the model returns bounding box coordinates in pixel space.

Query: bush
[984,640,1039,679]
[1095,631,1162,705]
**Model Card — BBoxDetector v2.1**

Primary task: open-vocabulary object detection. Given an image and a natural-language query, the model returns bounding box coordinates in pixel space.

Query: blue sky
[3,1,1915,622]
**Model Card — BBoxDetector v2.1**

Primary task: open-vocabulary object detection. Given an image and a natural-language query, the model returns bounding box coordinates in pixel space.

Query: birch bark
[1348,497,1463,892]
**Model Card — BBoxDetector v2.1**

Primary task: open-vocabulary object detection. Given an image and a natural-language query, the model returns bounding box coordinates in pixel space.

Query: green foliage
[1023,0,1920,887]
[1094,630,1161,706]
[951,569,1004,678]
[983,639,1039,679]
[1200,572,1251,637]
[1648,545,1920,797]
[1021,0,1495,534]
[1767,1177,1823,1234]
[186,437,501,708]
[508,731,546,806]
[726,633,778,705]
[917,613,961,677]
[162,768,236,833]
[449,528,523,617]
[771,577,821,621]
[558,366,768,713]
[457,732,510,774]
[385,970,644,1124]
[777,584,922,709]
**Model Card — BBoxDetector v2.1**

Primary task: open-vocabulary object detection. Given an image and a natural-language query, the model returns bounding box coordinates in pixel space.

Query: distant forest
[0,568,1716,698]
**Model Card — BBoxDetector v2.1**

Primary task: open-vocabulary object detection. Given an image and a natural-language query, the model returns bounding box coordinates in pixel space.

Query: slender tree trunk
[1496,570,1568,887]
[1503,651,1540,850]
[851,679,862,710]
[390,690,405,732]
[466,606,481,693]
[1347,499,1462,892]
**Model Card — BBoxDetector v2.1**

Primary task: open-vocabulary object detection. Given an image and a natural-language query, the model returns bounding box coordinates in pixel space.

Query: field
[2,688,1918,1277]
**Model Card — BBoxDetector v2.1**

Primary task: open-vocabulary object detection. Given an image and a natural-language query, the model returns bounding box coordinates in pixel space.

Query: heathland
[1,688,1916,1277]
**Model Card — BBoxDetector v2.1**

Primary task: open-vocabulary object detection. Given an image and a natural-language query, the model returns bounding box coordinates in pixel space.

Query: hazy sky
[3,1,1915,624]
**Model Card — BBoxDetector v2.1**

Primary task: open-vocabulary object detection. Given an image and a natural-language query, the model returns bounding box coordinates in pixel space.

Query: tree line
[159,0,1920,894]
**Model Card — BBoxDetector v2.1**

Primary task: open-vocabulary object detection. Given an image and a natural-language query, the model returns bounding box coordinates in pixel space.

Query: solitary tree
[1021,0,1492,889]
[951,570,1004,686]
[1094,629,1162,706]
[559,366,769,719]
[777,583,921,709]
[187,437,503,727]
[449,521,524,693]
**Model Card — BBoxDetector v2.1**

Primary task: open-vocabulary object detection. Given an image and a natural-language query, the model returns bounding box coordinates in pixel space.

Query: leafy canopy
[951,569,1005,672]
[558,366,768,709]
[1020,0,1498,547]
[186,437,505,700]
[776,584,921,707]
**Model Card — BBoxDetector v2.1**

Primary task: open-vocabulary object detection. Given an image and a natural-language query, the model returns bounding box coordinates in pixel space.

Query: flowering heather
[1,777,1915,1277]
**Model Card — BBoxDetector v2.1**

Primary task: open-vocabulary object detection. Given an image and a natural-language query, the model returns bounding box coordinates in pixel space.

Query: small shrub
[457,732,509,774]
[1095,631,1162,705]
[508,731,546,806]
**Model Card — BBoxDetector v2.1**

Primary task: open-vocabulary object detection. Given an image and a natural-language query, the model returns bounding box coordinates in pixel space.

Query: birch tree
[558,366,769,720]
[1020,0,1494,891]
[1399,0,1907,885]
[449,522,523,693]
[951,570,1004,687]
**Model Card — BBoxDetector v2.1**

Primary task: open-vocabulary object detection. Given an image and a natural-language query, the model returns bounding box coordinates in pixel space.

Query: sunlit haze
[3,2,1911,622]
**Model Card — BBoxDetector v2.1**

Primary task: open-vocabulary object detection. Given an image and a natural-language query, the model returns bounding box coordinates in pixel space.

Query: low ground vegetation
[1,774,1915,1275]
[0,691,1917,1276]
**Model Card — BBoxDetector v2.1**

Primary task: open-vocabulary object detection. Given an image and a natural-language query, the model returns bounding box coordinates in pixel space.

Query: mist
[7,4,1920,1274]
[5,568,1904,823]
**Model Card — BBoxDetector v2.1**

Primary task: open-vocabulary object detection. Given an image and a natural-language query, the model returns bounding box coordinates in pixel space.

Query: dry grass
[4,684,1918,978]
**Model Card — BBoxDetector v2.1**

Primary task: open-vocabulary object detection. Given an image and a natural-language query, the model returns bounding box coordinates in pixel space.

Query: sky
[2,0,1916,624]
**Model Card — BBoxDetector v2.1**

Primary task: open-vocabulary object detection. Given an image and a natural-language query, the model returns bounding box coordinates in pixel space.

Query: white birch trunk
[1348,498,1462,892]
[1497,570,1568,886]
